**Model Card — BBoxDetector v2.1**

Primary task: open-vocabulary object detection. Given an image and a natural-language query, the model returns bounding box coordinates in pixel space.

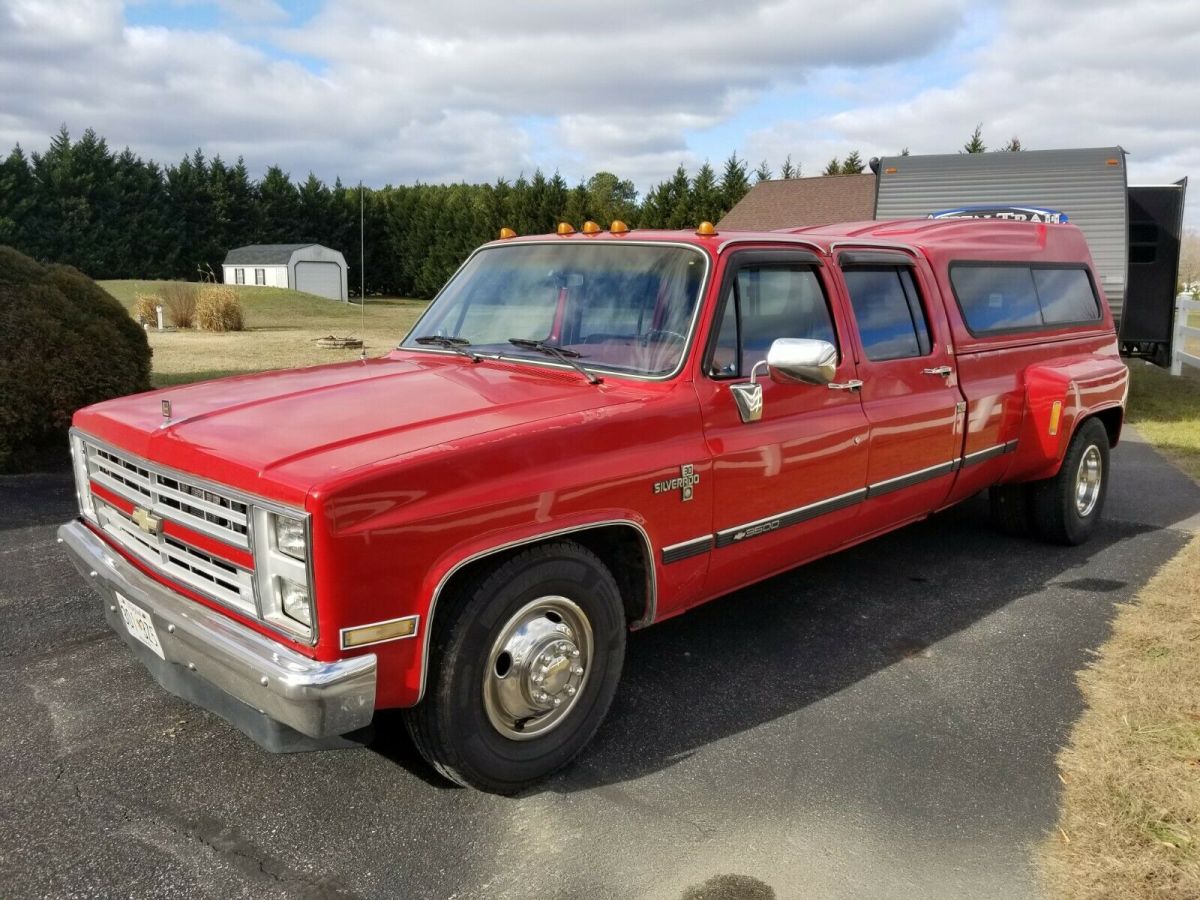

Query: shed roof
[223,244,316,265]
[717,174,876,231]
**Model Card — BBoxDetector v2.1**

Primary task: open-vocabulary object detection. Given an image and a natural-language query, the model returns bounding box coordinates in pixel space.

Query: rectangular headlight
[278,577,312,627]
[70,433,97,523]
[273,514,307,560]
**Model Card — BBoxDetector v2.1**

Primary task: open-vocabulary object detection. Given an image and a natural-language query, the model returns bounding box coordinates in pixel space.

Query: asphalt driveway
[2,429,1198,900]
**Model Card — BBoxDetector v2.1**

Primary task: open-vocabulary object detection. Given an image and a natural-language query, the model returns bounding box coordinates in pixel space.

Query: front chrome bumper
[58,521,377,750]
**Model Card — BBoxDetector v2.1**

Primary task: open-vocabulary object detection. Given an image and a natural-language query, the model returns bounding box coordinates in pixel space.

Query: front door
[695,250,871,601]
[834,253,964,534]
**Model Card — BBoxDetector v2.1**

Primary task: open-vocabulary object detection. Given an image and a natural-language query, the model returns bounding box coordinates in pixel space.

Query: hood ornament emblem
[161,399,172,427]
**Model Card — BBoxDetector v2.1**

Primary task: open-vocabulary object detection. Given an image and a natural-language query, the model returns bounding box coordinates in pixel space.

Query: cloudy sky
[1,0,1196,224]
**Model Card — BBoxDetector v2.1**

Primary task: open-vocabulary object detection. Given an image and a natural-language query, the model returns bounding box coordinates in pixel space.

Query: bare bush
[161,281,198,328]
[133,294,159,325]
[195,286,245,332]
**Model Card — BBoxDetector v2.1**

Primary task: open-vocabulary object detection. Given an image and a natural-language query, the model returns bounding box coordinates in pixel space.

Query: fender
[1010,358,1127,483]
[413,514,657,702]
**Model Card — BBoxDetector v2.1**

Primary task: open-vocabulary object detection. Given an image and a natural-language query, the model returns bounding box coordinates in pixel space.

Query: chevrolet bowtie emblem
[131,506,162,536]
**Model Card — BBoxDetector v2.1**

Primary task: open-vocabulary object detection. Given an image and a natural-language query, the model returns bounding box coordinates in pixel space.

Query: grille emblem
[131,506,162,536]
[161,399,172,426]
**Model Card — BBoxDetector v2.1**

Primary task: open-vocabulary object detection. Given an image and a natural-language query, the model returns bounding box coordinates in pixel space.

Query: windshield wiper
[415,334,480,362]
[507,338,603,385]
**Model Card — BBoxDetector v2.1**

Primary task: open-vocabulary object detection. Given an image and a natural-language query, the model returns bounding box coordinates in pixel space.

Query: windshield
[403,243,707,377]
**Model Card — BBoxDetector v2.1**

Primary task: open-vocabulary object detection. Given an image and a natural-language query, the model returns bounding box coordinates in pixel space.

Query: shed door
[295,261,342,300]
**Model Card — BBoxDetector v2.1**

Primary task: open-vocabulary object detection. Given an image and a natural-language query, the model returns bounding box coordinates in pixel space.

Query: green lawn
[100,280,427,388]
[1127,361,1200,481]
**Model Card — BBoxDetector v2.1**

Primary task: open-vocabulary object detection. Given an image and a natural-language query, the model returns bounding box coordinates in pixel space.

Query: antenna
[359,180,366,361]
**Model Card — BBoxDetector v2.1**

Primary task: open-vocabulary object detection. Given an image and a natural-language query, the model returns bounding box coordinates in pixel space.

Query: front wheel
[404,542,626,794]
[1030,418,1110,545]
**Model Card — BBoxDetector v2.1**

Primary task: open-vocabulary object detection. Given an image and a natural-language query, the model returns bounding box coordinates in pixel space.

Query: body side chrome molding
[865,459,960,499]
[417,520,657,703]
[714,488,868,548]
[961,439,1020,467]
[661,535,714,564]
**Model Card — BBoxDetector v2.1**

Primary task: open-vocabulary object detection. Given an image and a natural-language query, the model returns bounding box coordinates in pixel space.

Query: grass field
[1042,358,1200,897]
[100,280,427,387]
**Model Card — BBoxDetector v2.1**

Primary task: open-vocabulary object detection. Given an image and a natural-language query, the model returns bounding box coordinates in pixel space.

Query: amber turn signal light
[499,227,517,239]
[341,615,419,649]
[609,220,629,234]
[696,221,717,236]
[556,222,576,235]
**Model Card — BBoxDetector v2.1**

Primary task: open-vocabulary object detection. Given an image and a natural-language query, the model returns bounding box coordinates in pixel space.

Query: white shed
[221,244,349,301]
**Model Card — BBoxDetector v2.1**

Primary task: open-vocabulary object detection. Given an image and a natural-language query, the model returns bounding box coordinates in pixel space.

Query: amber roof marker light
[498,227,517,239]
[609,220,629,234]
[581,221,602,235]
[696,221,717,237]
[557,222,576,236]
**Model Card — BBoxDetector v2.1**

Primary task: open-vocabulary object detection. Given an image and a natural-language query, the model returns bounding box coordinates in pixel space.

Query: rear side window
[843,267,932,361]
[950,264,1100,335]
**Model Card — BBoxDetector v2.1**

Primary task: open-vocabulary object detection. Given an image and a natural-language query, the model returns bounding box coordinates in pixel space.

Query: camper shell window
[949,262,1101,336]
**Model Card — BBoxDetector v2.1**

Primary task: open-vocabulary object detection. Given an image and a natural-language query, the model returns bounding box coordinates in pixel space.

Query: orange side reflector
[581,220,601,234]
[1048,400,1063,436]
[1106,158,1120,166]
[341,615,419,649]
[885,167,898,174]
[696,221,717,236]
[556,222,576,236]
[609,220,630,234]
[498,227,517,239]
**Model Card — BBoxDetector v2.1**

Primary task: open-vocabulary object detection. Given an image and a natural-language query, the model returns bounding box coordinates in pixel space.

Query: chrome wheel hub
[483,596,592,740]
[1075,445,1103,517]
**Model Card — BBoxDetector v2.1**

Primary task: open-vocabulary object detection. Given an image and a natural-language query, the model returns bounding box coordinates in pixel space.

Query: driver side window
[708,264,837,378]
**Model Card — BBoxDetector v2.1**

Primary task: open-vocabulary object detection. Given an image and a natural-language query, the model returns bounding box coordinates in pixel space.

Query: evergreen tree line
[0,126,1019,299]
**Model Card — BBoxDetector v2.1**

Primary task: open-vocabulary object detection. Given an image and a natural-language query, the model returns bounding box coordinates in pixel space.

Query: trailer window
[843,267,932,361]
[951,264,1102,335]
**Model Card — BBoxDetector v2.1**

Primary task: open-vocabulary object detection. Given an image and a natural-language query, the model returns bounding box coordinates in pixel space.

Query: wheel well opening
[435,525,652,632]
[1092,407,1123,447]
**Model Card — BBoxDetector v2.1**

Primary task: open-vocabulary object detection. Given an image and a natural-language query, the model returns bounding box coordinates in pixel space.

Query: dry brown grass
[1040,535,1200,899]
[160,281,198,328]
[195,286,244,332]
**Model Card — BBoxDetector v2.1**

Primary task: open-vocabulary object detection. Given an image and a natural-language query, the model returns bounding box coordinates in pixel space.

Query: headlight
[278,577,312,627]
[70,432,97,523]
[273,514,307,560]
[251,507,315,642]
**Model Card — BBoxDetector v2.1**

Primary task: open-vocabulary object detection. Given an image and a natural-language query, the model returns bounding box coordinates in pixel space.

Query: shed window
[950,264,1100,335]
[234,268,245,285]
[255,268,266,286]
[843,267,932,361]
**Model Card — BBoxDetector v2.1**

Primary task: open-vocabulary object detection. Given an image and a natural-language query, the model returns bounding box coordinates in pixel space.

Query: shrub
[133,294,159,326]
[161,281,198,328]
[0,245,152,471]
[195,286,244,332]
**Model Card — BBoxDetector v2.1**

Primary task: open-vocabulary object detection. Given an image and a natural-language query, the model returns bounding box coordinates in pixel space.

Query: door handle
[921,366,953,377]
[827,379,863,391]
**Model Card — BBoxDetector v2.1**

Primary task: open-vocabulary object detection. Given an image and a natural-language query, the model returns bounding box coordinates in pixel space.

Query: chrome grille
[83,443,249,549]
[95,498,255,614]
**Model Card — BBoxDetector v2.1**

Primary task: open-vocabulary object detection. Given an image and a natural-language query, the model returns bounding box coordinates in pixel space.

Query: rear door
[695,249,870,601]
[834,251,964,532]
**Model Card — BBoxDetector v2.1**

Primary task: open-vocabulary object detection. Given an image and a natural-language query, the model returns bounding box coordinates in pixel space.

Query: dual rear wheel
[989,417,1111,545]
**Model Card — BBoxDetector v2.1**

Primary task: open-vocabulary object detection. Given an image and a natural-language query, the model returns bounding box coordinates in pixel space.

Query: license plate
[116,593,165,660]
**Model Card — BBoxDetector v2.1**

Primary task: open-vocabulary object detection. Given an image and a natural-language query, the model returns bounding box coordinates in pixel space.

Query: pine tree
[257,165,301,243]
[779,155,798,179]
[963,125,986,153]
[840,151,865,174]
[754,160,772,183]
[822,157,841,176]
[664,164,694,229]
[0,146,36,253]
[690,162,722,225]
[1000,136,1023,152]
[297,172,332,243]
[718,153,751,215]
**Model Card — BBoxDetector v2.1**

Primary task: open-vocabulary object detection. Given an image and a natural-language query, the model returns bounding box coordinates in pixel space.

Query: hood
[74,352,645,505]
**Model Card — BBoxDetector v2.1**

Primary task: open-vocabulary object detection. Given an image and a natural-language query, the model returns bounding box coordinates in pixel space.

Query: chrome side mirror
[766,338,837,386]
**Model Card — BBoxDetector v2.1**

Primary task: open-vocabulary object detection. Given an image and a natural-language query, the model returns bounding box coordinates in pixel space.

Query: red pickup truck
[60,217,1128,792]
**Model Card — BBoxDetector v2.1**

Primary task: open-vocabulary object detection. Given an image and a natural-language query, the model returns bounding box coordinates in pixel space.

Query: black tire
[989,483,1034,536]
[404,541,625,794]
[1029,418,1110,546]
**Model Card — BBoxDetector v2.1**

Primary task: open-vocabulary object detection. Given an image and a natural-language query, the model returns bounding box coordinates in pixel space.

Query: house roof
[223,244,316,265]
[717,174,877,231]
